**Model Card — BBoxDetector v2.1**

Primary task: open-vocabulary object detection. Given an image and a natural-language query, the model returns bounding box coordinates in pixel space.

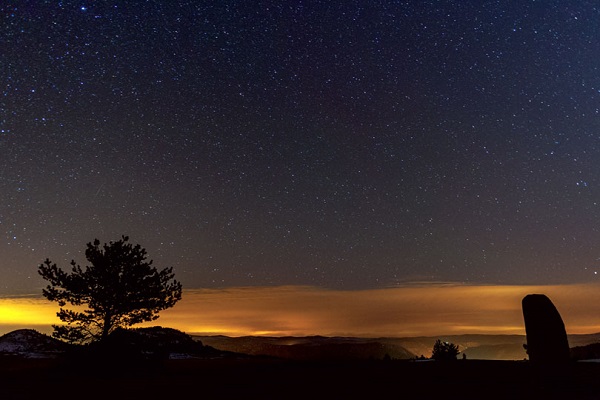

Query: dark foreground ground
[1,357,599,400]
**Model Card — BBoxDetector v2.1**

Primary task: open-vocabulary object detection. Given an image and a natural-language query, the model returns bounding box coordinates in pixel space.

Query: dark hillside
[196,333,600,361]
[0,329,70,357]
[78,327,245,361]
[195,335,414,360]
[570,343,600,361]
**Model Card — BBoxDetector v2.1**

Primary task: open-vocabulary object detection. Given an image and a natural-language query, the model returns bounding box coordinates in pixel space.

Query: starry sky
[2,1,600,296]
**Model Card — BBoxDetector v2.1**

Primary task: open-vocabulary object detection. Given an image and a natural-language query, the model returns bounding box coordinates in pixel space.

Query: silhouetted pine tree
[39,236,182,344]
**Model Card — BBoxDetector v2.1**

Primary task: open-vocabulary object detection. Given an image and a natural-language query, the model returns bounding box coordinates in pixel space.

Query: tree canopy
[38,236,182,344]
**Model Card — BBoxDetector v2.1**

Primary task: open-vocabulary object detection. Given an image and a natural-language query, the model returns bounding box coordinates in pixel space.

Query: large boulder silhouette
[522,294,570,363]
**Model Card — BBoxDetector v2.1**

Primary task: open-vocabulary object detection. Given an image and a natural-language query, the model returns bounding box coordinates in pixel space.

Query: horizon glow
[2,283,600,338]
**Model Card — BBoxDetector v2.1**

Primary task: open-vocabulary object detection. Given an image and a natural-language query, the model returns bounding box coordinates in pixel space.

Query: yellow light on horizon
[0,298,60,326]
[3,283,600,338]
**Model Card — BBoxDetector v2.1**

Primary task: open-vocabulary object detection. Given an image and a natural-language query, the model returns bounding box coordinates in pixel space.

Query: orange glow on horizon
[2,283,600,338]
[142,282,600,337]
[0,297,58,335]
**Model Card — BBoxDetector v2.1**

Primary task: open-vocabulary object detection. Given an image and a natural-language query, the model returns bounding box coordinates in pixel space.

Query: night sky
[2,1,600,295]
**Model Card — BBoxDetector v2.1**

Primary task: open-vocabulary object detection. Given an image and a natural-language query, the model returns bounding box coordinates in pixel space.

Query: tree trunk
[101,312,112,342]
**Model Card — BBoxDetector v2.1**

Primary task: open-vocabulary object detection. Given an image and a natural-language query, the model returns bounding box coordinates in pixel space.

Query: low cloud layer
[156,283,600,336]
[3,283,600,337]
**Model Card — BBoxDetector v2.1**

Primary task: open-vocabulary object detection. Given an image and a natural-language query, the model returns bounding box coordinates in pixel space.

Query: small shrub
[431,339,460,361]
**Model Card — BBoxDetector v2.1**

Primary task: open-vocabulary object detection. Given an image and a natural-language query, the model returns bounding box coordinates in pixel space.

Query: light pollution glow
[2,283,600,337]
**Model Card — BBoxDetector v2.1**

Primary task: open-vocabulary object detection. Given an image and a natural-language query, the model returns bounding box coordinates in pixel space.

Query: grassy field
[1,357,599,399]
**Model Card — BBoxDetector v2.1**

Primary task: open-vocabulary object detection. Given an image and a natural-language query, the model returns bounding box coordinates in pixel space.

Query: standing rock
[522,294,570,363]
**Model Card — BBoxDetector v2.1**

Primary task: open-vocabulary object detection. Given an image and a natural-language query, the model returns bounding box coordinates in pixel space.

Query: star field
[1,1,600,294]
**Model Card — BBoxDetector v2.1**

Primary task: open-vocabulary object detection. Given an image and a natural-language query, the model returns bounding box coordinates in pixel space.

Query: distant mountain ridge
[3,329,600,361]
[193,335,415,360]
[194,333,600,361]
